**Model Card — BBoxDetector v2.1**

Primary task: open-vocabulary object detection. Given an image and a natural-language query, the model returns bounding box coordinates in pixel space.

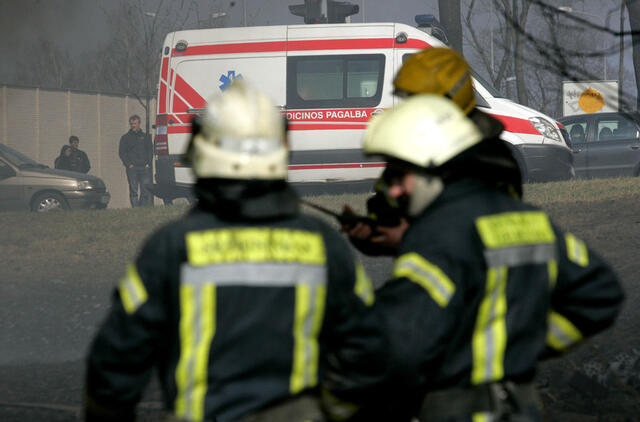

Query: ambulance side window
[287,54,385,109]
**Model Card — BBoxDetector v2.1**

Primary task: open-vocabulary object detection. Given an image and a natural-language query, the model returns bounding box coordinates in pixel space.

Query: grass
[523,177,640,205]
[2,177,639,249]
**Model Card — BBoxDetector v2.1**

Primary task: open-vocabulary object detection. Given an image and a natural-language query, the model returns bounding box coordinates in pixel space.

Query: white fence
[0,85,157,208]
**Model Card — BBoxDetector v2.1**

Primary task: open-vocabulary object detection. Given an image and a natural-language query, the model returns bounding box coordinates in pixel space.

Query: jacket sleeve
[84,230,170,421]
[543,230,625,357]
[318,227,397,421]
[118,135,129,167]
[81,151,91,173]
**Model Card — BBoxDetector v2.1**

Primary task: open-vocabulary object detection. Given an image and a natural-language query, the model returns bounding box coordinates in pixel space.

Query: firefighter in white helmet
[363,94,623,421]
[343,47,521,257]
[84,81,389,422]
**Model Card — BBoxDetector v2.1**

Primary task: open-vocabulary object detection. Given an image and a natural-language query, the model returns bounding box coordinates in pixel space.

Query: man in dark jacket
[361,94,624,421]
[85,81,388,422]
[119,114,153,207]
[68,135,91,173]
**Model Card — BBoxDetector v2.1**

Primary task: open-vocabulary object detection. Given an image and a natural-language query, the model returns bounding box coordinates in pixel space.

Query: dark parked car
[0,143,110,212]
[559,112,640,178]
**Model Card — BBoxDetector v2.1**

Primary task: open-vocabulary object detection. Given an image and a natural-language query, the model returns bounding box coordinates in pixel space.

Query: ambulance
[151,22,574,200]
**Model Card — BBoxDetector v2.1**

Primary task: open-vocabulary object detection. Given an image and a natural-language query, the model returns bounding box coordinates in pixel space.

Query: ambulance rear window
[287,54,385,109]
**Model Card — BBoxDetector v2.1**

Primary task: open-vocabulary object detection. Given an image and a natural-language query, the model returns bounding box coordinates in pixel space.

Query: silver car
[0,144,110,212]
[559,112,640,178]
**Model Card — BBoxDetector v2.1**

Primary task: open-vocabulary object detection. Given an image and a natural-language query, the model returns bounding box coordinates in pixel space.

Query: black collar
[194,178,299,221]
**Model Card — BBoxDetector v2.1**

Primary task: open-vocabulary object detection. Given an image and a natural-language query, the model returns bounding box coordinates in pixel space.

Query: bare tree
[626,0,640,109]
[439,0,463,52]
[465,0,632,116]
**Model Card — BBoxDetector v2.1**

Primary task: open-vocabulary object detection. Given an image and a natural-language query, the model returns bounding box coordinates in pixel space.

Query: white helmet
[363,94,482,169]
[187,80,287,180]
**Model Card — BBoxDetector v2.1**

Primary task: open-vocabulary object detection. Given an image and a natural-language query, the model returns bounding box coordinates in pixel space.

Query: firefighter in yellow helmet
[84,81,389,422]
[344,47,521,257]
[363,94,623,421]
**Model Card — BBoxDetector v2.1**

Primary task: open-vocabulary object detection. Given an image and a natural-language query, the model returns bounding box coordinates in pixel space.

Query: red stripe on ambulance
[289,162,385,170]
[491,114,540,135]
[173,74,206,110]
[172,38,432,57]
[289,123,368,131]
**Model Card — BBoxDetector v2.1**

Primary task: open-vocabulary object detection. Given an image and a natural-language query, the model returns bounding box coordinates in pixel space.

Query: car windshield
[471,70,503,98]
[0,144,47,168]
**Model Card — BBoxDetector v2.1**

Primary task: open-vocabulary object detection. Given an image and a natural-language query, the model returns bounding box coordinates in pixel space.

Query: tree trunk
[439,0,463,53]
[514,0,531,106]
[626,0,640,110]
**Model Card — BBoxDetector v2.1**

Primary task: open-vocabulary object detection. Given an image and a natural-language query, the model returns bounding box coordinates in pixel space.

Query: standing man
[119,114,153,207]
[68,135,91,173]
[85,82,388,422]
[362,95,624,421]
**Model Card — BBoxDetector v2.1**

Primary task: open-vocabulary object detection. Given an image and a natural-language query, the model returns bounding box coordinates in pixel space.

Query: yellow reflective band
[476,211,555,249]
[565,233,589,267]
[175,285,194,418]
[393,253,455,308]
[186,228,326,266]
[175,284,216,421]
[547,311,583,351]
[548,260,558,288]
[354,262,375,306]
[472,266,508,385]
[118,264,148,315]
[290,283,326,394]
[472,413,491,422]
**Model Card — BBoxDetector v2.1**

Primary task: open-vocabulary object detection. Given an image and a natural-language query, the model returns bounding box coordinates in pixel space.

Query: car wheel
[31,192,68,212]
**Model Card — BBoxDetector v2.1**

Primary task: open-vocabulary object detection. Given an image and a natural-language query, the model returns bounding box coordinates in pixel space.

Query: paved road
[0,251,393,421]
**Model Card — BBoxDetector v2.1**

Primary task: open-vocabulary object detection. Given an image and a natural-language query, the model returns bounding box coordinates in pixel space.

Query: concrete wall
[0,85,156,208]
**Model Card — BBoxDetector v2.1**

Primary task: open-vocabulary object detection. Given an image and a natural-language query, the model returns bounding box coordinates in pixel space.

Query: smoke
[0,0,109,81]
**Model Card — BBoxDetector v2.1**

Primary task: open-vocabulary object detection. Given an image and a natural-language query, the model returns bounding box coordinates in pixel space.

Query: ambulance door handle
[572,149,582,153]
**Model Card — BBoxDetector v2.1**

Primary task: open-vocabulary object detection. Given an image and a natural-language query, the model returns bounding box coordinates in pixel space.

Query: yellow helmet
[393,47,476,115]
[363,94,482,169]
[186,80,287,180]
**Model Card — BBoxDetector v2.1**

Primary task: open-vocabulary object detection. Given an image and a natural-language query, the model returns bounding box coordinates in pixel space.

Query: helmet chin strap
[408,174,444,217]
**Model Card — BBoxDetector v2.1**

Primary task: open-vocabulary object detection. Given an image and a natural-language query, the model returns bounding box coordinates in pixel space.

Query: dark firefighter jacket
[373,178,624,418]
[85,179,389,422]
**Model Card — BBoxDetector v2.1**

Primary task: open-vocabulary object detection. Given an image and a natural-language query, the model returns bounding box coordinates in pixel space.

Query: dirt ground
[535,197,640,421]
[2,195,639,421]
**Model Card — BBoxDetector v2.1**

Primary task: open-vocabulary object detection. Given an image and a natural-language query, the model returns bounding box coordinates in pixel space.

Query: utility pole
[620,1,626,109]
[243,0,247,26]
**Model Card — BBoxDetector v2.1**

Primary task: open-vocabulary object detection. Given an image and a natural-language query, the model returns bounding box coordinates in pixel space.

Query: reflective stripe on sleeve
[393,252,455,308]
[472,266,508,385]
[354,262,375,306]
[565,233,589,267]
[290,283,327,394]
[118,264,148,315]
[546,311,583,351]
[175,284,216,422]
